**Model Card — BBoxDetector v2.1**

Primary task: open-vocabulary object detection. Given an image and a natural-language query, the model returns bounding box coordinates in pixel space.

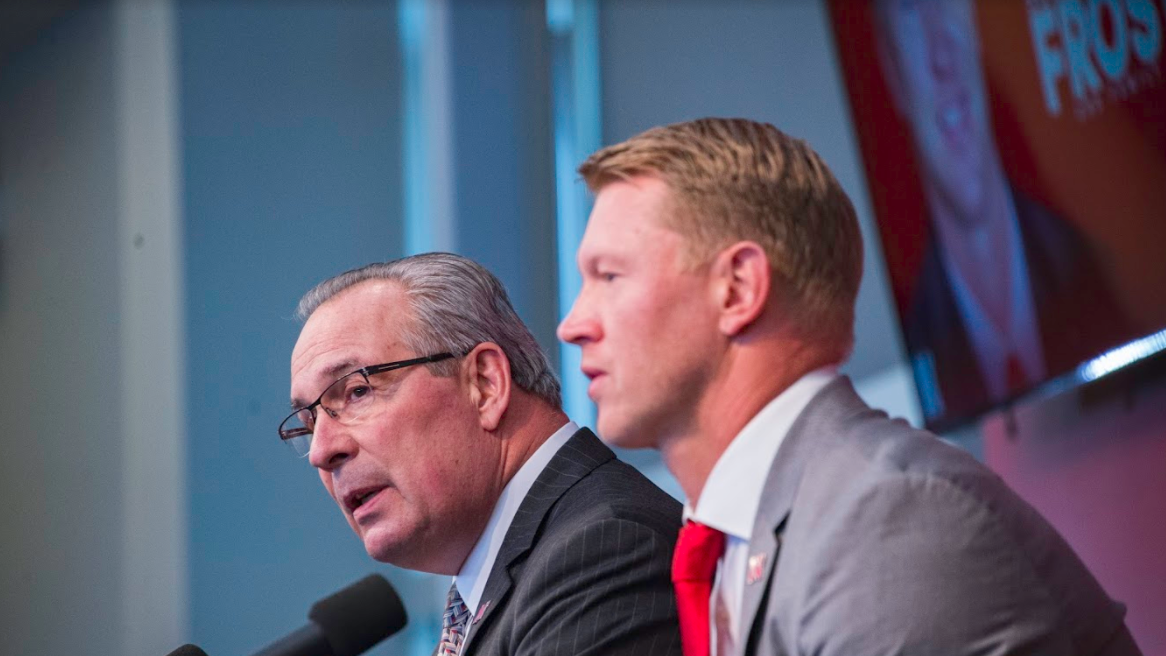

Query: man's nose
[923,7,958,79]
[308,411,357,470]
[557,297,598,345]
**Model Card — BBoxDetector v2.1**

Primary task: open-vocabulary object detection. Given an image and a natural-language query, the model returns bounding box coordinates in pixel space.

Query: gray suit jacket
[457,427,683,656]
[743,378,1140,656]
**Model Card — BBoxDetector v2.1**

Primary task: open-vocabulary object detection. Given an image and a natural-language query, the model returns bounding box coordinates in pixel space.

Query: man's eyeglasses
[279,352,455,457]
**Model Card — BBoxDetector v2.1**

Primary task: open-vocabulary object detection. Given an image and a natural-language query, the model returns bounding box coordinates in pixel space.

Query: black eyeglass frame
[278,352,456,445]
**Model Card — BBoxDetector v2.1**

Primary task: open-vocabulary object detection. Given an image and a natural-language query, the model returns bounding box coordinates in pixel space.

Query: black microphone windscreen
[308,574,407,656]
[166,645,209,656]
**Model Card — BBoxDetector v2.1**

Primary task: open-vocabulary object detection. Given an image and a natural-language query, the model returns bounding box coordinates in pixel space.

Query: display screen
[827,0,1166,431]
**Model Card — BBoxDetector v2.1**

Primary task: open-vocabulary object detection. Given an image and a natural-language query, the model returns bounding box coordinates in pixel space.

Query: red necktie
[1006,353,1028,394]
[673,520,726,656]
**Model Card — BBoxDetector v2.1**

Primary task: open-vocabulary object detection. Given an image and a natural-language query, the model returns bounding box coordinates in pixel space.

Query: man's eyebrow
[290,359,361,409]
[583,253,628,273]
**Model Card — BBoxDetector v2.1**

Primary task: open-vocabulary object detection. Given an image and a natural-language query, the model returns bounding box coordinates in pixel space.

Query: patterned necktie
[439,583,472,656]
[673,520,726,656]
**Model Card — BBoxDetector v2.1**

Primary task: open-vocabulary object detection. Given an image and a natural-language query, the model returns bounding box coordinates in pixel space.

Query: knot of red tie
[672,520,726,656]
[673,520,726,581]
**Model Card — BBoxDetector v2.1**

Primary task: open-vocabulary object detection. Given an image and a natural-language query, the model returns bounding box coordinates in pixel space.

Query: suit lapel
[461,428,614,653]
[740,378,870,652]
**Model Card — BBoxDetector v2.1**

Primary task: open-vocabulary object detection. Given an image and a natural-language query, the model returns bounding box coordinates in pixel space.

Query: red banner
[828,0,1166,428]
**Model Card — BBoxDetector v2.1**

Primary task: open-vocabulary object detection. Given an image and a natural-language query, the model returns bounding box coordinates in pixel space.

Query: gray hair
[296,253,562,409]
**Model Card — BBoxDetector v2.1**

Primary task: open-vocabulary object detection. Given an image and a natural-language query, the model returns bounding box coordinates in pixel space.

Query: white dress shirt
[454,421,578,614]
[941,200,1046,402]
[684,369,837,656]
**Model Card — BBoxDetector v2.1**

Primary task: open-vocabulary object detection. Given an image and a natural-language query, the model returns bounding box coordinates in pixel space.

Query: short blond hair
[578,117,863,353]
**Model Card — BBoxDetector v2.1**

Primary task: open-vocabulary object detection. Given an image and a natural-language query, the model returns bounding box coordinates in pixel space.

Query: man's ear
[465,342,511,431]
[712,241,770,337]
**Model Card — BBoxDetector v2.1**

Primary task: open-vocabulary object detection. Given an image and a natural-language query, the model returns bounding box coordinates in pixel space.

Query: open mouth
[345,487,386,513]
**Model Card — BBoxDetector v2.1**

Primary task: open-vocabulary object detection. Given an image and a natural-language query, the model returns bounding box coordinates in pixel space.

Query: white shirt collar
[453,421,578,613]
[685,368,837,539]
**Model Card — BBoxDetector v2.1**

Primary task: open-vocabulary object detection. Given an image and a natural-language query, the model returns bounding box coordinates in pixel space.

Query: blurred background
[0,1,1162,655]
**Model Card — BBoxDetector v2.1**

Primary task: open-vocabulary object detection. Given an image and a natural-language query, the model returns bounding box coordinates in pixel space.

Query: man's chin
[359,526,408,564]
[597,414,659,450]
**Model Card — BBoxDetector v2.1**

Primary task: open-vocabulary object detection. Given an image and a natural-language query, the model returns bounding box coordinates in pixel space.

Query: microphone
[251,574,408,656]
[165,646,209,656]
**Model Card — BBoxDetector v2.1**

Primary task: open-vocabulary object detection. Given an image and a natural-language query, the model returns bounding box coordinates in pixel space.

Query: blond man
[558,118,1139,656]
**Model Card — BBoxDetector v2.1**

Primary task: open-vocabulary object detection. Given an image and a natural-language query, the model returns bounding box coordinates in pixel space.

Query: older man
[871,0,1131,427]
[283,253,681,655]
[558,118,1140,656]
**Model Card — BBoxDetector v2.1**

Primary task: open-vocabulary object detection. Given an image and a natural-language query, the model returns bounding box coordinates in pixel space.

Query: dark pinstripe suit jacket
[457,427,683,656]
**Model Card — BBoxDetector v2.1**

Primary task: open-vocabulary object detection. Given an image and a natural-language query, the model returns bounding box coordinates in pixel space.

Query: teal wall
[177,3,421,655]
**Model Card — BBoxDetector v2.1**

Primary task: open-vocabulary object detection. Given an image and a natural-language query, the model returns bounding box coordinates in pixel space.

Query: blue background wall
[177,3,423,654]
